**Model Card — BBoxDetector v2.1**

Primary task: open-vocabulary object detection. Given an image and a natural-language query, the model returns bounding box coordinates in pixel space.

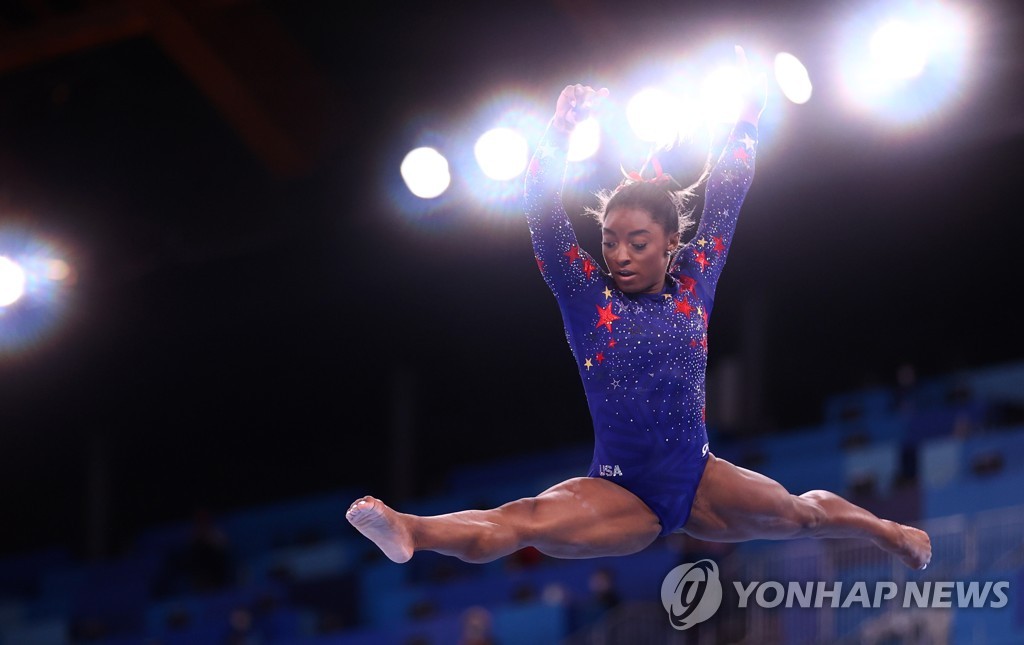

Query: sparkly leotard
[523,120,757,536]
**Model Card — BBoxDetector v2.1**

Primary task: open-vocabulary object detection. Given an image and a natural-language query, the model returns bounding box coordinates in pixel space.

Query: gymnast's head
[587,179,697,295]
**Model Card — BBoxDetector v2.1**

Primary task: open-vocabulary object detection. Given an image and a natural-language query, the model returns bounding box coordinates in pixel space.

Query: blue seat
[493,601,568,643]
[0,599,26,631]
[905,399,988,444]
[824,387,895,423]
[963,361,1024,407]
[742,425,841,464]
[844,441,900,495]
[963,426,1024,473]
[0,616,68,645]
[246,539,353,583]
[67,553,161,632]
[920,436,963,488]
[218,489,357,561]
[925,469,1024,518]
[758,451,844,495]
[144,582,285,638]
[0,548,69,598]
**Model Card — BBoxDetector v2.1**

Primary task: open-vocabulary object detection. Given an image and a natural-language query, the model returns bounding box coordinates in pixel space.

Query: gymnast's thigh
[681,452,806,542]
[525,477,663,559]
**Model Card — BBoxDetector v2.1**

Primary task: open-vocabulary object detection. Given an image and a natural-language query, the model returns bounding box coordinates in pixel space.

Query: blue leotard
[523,120,757,536]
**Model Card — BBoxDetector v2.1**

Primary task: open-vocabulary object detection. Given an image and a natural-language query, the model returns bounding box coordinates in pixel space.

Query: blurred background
[0,0,1021,643]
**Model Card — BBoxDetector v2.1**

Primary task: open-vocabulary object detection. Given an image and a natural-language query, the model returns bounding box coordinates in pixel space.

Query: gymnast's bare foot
[900,525,932,570]
[879,522,932,570]
[346,496,414,563]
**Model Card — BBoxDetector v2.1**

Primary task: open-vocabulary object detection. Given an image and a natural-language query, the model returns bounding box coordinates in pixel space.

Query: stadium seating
[1,362,1023,644]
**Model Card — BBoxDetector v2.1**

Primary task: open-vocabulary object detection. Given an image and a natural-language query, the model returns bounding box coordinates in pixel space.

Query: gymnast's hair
[584,152,714,240]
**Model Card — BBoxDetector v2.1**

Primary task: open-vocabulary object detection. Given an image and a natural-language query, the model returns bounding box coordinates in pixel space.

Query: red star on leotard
[713,236,726,253]
[702,307,709,328]
[675,295,693,318]
[677,275,696,294]
[535,257,544,273]
[582,258,597,279]
[608,338,617,348]
[564,245,581,264]
[733,146,750,162]
[694,251,709,272]
[596,352,605,364]
[700,335,708,350]
[595,302,620,332]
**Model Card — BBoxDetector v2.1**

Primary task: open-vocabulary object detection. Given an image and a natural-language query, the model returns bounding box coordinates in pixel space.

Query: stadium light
[401,147,451,199]
[474,127,529,181]
[0,256,26,307]
[774,52,813,105]
[839,1,972,124]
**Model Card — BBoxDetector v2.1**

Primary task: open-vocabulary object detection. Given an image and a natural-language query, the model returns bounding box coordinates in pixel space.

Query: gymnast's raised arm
[523,84,609,300]
[670,46,767,299]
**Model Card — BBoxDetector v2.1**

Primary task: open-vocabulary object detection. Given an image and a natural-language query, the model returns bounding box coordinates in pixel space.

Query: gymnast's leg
[681,453,931,569]
[346,477,662,564]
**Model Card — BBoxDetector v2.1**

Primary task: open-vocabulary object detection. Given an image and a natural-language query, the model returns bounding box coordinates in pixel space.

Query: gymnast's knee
[460,497,538,563]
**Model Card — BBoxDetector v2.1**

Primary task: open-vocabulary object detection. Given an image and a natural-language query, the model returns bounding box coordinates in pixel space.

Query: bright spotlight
[774,52,813,104]
[0,256,25,307]
[870,19,928,80]
[567,117,600,162]
[474,127,528,181]
[839,1,972,124]
[0,226,75,359]
[674,97,705,143]
[400,147,451,199]
[700,65,744,124]
[626,87,681,146]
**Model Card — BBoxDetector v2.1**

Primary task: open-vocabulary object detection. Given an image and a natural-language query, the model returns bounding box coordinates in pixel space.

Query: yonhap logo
[660,559,723,630]
[657,558,1010,630]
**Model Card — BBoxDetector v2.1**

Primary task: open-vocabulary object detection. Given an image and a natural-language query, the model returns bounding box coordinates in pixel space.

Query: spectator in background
[893,362,918,416]
[574,567,621,628]
[152,508,236,598]
[458,605,498,645]
[184,508,235,592]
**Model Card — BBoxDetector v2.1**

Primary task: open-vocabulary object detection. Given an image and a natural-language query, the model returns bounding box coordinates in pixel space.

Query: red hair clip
[614,156,673,193]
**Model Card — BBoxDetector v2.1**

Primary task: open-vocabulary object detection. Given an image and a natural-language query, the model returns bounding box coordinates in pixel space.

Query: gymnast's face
[601,207,679,295]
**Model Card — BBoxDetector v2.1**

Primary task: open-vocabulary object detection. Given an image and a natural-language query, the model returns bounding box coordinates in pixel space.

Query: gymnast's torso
[523,120,757,535]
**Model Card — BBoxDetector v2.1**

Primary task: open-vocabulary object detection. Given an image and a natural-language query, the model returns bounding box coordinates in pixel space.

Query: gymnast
[347,46,932,571]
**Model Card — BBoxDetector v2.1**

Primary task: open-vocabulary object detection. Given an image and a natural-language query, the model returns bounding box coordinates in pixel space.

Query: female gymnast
[347,47,932,571]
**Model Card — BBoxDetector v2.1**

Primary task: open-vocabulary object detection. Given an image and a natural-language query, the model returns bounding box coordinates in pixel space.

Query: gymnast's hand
[552,83,609,133]
[735,45,768,126]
